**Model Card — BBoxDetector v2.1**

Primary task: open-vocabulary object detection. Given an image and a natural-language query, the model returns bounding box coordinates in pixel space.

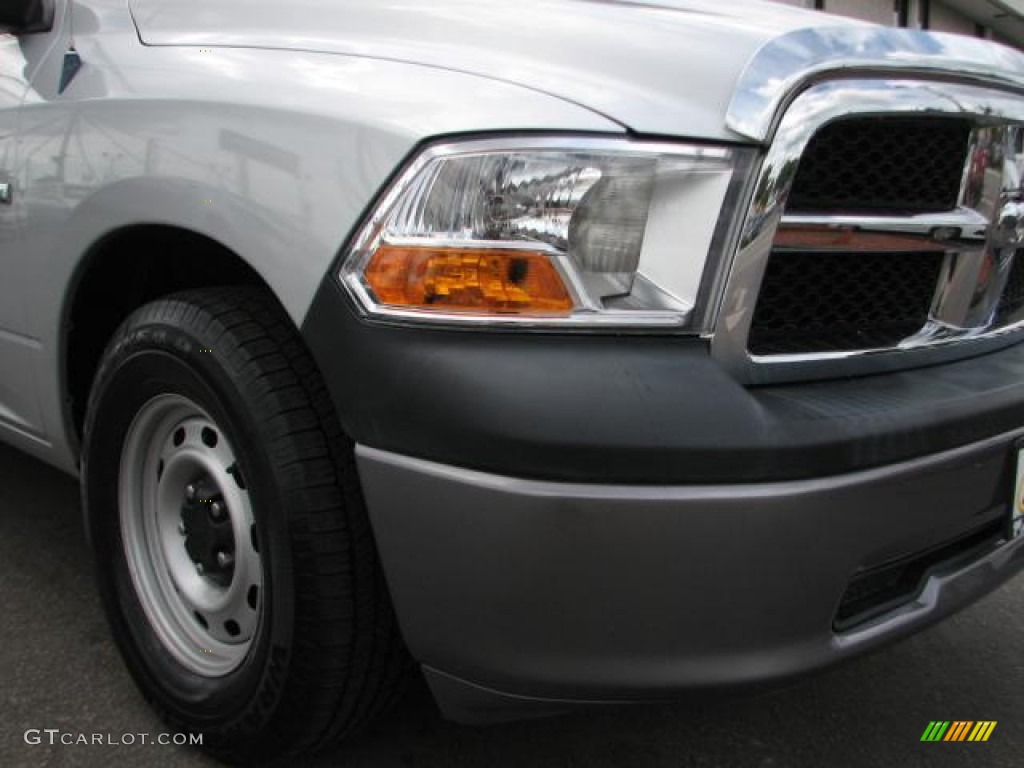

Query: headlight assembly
[340,137,753,330]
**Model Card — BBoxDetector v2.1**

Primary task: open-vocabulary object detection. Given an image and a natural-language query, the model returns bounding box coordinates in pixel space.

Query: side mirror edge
[0,0,56,35]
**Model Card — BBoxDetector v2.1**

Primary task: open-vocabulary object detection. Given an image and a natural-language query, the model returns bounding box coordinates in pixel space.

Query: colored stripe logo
[920,721,997,742]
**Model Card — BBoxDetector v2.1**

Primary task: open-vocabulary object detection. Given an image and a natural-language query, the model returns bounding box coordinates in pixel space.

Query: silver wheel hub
[119,394,263,677]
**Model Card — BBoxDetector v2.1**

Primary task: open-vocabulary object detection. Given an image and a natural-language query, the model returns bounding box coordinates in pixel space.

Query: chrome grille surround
[712,78,1024,384]
[724,27,1024,145]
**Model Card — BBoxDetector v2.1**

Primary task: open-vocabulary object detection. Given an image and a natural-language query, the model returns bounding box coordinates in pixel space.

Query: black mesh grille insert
[749,250,944,355]
[787,117,971,214]
[996,251,1024,325]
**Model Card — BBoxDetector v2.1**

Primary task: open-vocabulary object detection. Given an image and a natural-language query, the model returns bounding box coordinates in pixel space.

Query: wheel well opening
[65,225,267,448]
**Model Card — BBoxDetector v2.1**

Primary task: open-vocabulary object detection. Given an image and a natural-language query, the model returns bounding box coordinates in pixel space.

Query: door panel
[0,33,30,333]
[0,6,68,441]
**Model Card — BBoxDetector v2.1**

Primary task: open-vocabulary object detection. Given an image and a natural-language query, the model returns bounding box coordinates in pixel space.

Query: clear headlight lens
[340,137,746,328]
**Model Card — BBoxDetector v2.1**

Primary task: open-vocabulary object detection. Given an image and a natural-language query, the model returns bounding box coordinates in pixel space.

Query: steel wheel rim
[119,394,263,677]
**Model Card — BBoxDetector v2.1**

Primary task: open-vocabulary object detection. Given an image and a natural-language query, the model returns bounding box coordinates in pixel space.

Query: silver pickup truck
[2,0,1024,763]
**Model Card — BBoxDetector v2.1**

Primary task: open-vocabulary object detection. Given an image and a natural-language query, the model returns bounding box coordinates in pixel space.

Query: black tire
[82,286,408,764]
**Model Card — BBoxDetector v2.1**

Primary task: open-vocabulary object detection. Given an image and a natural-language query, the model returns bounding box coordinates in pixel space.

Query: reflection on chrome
[726,26,1024,143]
[712,77,1024,384]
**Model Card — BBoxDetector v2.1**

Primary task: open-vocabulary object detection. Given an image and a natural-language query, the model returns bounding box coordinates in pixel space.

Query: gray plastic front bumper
[356,434,1024,723]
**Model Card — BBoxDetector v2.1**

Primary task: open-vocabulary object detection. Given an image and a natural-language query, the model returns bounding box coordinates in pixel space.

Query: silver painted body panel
[0,0,622,471]
[128,0,855,142]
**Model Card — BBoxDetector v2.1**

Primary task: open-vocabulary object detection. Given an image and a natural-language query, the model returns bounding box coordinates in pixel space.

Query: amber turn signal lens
[363,245,574,315]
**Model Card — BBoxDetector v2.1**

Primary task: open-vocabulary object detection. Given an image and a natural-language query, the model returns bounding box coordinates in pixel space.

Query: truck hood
[128,0,864,142]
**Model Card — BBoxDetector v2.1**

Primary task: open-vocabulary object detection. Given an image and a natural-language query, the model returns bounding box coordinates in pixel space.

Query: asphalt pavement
[0,439,1021,768]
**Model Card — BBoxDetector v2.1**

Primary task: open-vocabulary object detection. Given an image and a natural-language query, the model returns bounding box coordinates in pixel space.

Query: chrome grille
[712,35,1024,384]
[747,114,1024,358]
[715,88,1024,376]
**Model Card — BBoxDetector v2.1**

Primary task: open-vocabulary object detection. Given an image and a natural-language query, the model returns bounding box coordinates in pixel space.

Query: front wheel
[83,287,407,764]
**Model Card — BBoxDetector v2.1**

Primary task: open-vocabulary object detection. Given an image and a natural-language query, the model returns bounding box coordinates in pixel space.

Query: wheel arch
[61,223,275,456]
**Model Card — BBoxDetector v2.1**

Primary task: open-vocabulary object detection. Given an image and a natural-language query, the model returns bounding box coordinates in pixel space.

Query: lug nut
[185,483,197,502]
[210,501,226,521]
[196,563,205,575]
[216,551,234,569]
